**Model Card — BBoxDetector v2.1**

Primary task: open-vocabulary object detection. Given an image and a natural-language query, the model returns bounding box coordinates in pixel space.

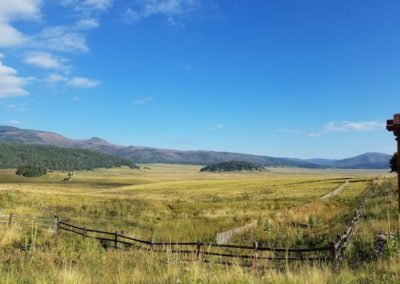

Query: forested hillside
[0,143,138,170]
[200,160,265,172]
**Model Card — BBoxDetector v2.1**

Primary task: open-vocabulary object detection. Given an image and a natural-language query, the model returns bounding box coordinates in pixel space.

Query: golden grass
[0,164,398,283]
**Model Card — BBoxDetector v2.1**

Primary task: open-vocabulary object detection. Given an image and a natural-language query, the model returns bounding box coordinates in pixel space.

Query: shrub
[16,164,47,177]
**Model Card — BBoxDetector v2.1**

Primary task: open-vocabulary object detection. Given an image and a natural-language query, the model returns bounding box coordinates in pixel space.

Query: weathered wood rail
[55,215,332,265]
[330,178,377,266]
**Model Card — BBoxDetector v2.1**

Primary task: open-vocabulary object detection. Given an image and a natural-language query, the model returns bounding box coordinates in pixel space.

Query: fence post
[253,241,258,268]
[114,231,118,249]
[331,241,337,268]
[196,239,202,260]
[8,213,12,227]
[82,227,88,239]
[54,215,60,233]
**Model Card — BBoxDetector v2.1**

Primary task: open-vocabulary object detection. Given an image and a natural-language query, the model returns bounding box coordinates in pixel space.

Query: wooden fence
[54,215,332,266]
[331,180,377,265]
[0,213,54,231]
[54,181,377,266]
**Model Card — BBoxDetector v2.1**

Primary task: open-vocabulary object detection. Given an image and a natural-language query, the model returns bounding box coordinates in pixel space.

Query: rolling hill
[0,126,391,169]
[307,152,392,169]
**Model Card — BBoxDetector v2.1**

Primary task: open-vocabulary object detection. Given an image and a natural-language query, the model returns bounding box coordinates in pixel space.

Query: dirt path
[215,220,258,245]
[321,180,349,200]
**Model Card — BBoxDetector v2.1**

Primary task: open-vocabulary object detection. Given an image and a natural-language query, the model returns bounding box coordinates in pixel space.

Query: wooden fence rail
[330,179,377,266]
[55,215,332,265]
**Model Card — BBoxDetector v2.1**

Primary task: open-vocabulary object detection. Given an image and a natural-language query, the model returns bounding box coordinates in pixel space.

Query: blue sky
[0,0,399,159]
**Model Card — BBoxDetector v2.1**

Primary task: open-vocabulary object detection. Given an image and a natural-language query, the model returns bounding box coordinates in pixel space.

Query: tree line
[200,160,266,172]
[0,143,139,171]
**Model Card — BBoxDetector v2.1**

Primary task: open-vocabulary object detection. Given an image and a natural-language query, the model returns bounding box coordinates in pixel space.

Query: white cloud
[123,0,201,25]
[134,96,153,105]
[82,0,114,11]
[45,73,100,88]
[4,118,22,125]
[24,52,70,71]
[0,23,26,47]
[0,0,42,20]
[33,26,89,53]
[61,0,114,12]
[324,121,385,132]
[75,18,99,30]
[0,56,29,98]
[211,123,224,130]
[66,77,101,88]
[0,0,43,47]
[45,73,68,84]
[0,1,106,95]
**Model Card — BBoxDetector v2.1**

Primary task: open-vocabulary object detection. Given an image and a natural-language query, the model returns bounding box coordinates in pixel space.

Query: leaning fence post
[83,227,87,239]
[8,213,12,227]
[54,215,60,233]
[253,241,258,268]
[114,231,118,249]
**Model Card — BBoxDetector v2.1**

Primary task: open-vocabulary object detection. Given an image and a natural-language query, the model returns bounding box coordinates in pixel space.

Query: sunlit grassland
[0,165,378,242]
[0,164,399,283]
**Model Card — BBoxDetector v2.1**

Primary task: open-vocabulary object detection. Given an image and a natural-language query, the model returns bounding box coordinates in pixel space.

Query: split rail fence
[54,181,375,266]
[54,215,332,266]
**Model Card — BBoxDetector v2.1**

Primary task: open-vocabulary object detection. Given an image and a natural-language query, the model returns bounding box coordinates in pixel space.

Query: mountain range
[0,126,392,169]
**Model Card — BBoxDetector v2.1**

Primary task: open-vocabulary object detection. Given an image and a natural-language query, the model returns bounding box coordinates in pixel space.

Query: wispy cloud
[6,102,29,111]
[45,73,101,88]
[61,0,114,12]
[75,18,99,30]
[66,77,101,88]
[33,26,89,53]
[275,120,385,138]
[134,96,153,105]
[123,0,201,26]
[324,121,385,132]
[24,52,70,71]
[211,123,224,130]
[4,118,22,125]
[0,55,30,98]
[45,73,68,84]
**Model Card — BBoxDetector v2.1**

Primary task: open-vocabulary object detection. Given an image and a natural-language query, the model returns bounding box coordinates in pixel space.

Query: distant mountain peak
[88,137,108,143]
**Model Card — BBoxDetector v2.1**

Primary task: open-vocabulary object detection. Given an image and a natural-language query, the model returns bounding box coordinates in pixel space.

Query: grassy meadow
[0,164,399,283]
